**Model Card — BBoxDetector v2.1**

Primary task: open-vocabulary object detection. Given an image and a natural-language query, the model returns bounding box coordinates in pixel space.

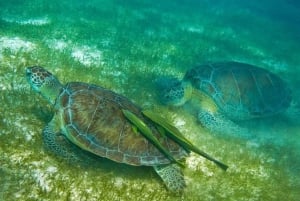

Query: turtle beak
[25,68,32,84]
[25,67,40,92]
[25,68,32,77]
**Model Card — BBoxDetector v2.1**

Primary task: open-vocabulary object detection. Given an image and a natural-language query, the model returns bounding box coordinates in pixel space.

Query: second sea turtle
[157,61,292,136]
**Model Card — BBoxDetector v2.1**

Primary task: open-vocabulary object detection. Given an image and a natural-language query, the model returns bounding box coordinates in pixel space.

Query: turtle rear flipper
[154,164,185,194]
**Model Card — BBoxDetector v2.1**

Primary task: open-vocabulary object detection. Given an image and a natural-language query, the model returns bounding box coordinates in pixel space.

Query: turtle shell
[55,82,187,166]
[184,61,292,120]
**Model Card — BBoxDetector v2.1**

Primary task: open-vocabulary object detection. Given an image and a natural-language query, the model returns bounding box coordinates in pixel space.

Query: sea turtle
[26,66,227,193]
[157,61,292,137]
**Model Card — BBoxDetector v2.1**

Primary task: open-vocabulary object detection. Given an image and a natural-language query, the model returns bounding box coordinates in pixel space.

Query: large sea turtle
[26,66,227,193]
[157,61,292,137]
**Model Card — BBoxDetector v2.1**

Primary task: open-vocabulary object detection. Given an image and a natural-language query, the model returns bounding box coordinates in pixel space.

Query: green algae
[1,0,300,200]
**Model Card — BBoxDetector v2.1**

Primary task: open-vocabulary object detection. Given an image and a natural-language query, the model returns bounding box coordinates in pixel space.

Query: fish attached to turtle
[156,61,292,137]
[26,66,227,194]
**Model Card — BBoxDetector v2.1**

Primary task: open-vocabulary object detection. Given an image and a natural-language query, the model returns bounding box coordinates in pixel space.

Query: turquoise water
[1,0,300,200]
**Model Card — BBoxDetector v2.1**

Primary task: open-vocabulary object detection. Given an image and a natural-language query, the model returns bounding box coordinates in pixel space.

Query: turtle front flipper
[154,164,185,194]
[42,116,81,163]
[191,89,253,139]
[198,110,253,139]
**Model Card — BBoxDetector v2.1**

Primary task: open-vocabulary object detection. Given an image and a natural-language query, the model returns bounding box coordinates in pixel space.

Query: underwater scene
[1,0,300,200]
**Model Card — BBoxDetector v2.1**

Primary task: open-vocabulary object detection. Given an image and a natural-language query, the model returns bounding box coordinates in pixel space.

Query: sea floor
[1,0,300,200]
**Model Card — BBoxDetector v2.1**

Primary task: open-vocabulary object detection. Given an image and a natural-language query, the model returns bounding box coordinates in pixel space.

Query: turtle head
[155,77,193,106]
[26,66,63,105]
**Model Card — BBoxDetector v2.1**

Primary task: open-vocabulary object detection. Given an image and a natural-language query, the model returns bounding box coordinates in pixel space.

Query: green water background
[0,0,300,200]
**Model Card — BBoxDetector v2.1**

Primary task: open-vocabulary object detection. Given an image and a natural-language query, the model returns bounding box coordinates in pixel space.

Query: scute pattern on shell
[56,82,187,166]
[184,62,292,120]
